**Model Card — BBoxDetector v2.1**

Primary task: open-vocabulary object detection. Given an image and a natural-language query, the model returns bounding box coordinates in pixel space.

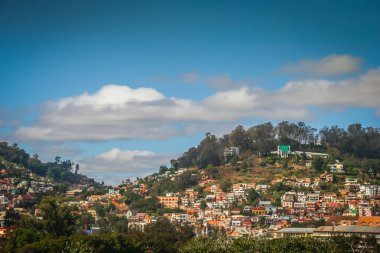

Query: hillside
[1,122,380,252]
[168,122,380,182]
[0,142,103,193]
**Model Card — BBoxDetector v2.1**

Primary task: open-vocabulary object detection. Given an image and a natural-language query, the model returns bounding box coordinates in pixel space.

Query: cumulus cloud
[281,54,362,76]
[275,68,380,110]
[13,68,380,142]
[181,71,200,83]
[80,148,172,185]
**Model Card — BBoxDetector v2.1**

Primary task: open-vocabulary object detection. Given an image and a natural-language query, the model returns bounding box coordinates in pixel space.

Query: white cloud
[275,68,380,109]
[80,148,172,186]
[181,71,200,83]
[13,68,380,142]
[281,54,362,76]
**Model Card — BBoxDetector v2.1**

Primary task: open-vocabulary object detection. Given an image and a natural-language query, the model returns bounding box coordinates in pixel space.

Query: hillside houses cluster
[0,168,54,210]
[59,168,380,239]
[2,152,379,240]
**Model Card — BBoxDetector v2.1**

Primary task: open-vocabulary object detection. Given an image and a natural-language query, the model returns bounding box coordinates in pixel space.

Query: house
[258,201,273,211]
[243,206,252,214]
[307,193,320,202]
[66,189,82,197]
[281,192,296,208]
[296,178,311,187]
[227,227,250,238]
[232,183,246,196]
[251,207,266,216]
[345,178,359,191]
[223,147,240,162]
[158,196,179,208]
[358,201,372,216]
[319,172,333,183]
[328,160,345,173]
[293,202,306,214]
[210,184,221,193]
[360,184,380,196]
[255,184,268,192]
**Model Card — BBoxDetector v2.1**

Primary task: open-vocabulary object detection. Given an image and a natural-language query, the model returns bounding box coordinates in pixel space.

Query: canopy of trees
[176,122,380,169]
[0,142,99,186]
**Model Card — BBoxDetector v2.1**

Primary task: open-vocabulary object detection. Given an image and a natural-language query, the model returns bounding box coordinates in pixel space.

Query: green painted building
[278,145,291,158]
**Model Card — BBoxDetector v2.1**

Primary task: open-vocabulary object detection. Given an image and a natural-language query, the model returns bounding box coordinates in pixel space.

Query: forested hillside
[0,142,98,186]
[176,122,380,171]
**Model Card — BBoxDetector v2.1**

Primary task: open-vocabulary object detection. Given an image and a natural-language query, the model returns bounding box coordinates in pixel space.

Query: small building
[158,196,179,209]
[273,228,315,238]
[223,147,240,158]
[277,145,291,158]
[313,225,380,242]
[328,160,345,173]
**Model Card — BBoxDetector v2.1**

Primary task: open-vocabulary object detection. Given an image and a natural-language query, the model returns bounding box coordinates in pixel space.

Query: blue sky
[1,0,380,185]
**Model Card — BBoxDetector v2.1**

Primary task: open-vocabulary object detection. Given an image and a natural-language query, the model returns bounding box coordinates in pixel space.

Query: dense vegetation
[180,236,380,253]
[0,196,194,253]
[176,122,380,171]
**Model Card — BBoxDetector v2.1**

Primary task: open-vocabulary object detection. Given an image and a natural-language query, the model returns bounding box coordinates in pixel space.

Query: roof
[357,216,380,226]
[314,225,380,234]
[278,228,315,233]
[279,145,290,152]
[327,215,358,224]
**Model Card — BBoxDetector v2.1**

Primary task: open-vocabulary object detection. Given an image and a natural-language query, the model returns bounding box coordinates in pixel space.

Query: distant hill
[0,141,100,187]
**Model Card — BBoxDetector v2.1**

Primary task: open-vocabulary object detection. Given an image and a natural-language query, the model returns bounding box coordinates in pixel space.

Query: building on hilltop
[271,145,291,158]
[223,147,240,163]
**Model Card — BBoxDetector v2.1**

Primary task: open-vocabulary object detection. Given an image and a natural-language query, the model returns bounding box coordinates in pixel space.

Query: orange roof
[207,220,218,226]
[357,216,380,226]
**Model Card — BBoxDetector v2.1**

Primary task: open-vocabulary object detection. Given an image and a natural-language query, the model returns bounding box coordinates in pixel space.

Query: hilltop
[0,141,105,209]
[133,121,380,195]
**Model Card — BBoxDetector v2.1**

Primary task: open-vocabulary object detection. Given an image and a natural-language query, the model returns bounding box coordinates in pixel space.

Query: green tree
[38,196,78,237]
[220,179,232,192]
[129,196,161,213]
[3,208,20,228]
[143,218,179,253]
[313,156,324,172]
[246,189,260,205]
[200,200,207,210]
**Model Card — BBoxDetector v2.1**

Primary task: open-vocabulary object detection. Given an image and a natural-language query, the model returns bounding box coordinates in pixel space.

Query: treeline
[148,171,199,196]
[0,196,194,253]
[180,236,379,253]
[0,142,95,185]
[2,197,378,253]
[176,122,380,169]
